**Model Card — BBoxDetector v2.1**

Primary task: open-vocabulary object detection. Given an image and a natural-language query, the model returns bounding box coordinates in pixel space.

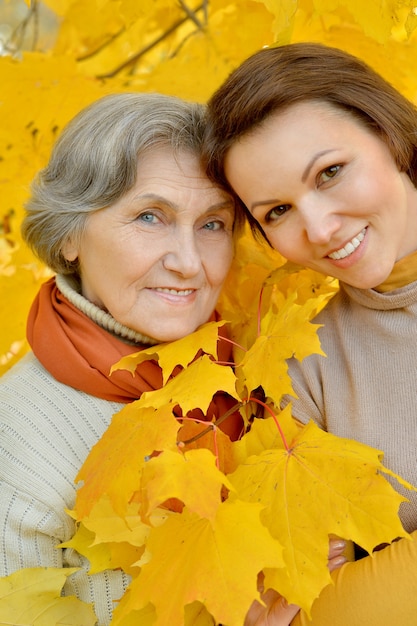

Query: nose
[162,227,202,277]
[299,198,341,245]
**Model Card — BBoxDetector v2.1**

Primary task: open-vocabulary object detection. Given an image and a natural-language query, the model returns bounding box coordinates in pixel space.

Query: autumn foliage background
[1,1,417,624]
[1,0,417,374]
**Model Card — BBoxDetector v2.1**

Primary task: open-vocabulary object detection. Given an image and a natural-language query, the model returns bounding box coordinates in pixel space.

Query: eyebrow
[301,149,338,182]
[251,198,282,211]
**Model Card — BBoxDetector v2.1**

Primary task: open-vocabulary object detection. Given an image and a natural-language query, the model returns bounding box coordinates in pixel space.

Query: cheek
[207,242,234,286]
[264,226,303,261]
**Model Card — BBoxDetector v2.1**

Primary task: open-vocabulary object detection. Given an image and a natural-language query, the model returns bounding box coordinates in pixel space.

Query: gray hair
[22,92,207,274]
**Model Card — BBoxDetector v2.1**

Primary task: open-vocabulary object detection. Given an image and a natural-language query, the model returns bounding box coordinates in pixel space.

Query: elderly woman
[204,42,417,625]
[0,92,242,625]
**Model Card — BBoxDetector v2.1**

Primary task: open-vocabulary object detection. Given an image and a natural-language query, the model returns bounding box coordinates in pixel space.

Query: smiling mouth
[328,228,366,260]
[155,287,195,296]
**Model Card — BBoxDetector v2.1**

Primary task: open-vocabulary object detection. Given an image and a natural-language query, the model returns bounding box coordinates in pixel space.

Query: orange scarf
[26,277,234,409]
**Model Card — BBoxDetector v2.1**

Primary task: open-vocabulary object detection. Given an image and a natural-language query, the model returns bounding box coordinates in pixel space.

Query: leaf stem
[248,396,289,451]
[218,335,247,353]
[215,360,237,366]
[257,286,264,336]
[178,402,243,446]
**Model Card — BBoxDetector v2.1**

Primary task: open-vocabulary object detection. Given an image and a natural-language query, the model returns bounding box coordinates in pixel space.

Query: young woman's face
[64,148,235,342]
[224,101,417,289]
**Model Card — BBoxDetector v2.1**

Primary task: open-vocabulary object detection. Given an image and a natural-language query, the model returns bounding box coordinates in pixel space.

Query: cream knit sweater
[283,279,417,532]
[0,351,129,625]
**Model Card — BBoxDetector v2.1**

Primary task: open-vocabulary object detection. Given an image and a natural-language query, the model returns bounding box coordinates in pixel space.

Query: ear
[62,238,79,262]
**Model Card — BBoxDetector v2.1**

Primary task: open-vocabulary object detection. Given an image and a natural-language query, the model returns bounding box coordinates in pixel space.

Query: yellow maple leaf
[142,1,275,102]
[184,601,217,625]
[141,448,234,522]
[75,402,180,517]
[313,0,417,43]
[137,355,238,416]
[217,227,286,348]
[253,0,298,41]
[0,567,96,625]
[62,519,145,576]
[229,420,413,613]
[112,321,225,384]
[61,522,116,574]
[232,404,301,464]
[80,496,151,547]
[112,502,285,626]
[112,599,217,626]
[236,290,325,402]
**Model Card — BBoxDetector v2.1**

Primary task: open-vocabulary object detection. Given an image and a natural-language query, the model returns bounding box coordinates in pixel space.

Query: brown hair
[204,42,417,202]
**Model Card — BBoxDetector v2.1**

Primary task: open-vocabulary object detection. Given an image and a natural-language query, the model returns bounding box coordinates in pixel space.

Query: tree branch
[178,0,203,29]
[96,2,205,80]
[4,0,39,54]
[77,27,126,62]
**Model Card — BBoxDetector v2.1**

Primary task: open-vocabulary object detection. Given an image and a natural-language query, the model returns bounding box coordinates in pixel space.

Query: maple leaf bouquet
[66,233,414,626]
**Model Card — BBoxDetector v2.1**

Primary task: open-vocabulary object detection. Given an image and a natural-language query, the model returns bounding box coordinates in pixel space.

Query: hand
[328,535,348,572]
[244,536,348,626]
[244,588,300,626]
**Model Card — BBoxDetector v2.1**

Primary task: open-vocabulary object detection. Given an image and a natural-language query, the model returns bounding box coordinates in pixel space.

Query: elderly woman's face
[63,148,235,342]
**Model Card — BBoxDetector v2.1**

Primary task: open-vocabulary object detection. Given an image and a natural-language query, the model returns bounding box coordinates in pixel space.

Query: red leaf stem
[257,286,264,337]
[248,396,289,451]
[218,335,247,353]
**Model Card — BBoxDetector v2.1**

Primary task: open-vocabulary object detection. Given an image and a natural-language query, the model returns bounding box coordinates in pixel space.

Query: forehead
[138,147,225,191]
[226,101,378,167]
[257,101,361,138]
[122,146,234,216]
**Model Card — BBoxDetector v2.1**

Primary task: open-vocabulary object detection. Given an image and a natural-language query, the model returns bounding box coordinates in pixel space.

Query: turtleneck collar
[55,274,158,346]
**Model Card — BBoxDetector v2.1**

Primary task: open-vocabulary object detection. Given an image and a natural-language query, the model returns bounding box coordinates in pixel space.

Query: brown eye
[265,205,291,222]
[319,164,341,184]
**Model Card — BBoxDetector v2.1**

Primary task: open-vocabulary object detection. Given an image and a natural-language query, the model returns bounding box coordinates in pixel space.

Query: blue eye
[203,220,223,231]
[138,212,157,223]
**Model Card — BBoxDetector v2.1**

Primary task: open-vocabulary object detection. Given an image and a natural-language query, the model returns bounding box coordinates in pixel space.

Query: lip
[327,227,367,260]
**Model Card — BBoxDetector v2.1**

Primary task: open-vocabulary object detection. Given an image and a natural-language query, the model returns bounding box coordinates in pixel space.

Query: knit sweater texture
[283,279,417,532]
[0,351,129,624]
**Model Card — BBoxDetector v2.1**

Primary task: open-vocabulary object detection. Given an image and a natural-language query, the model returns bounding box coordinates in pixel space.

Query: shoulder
[0,352,123,435]
[0,352,125,507]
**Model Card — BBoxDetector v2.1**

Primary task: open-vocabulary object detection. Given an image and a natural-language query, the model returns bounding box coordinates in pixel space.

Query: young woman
[204,42,417,625]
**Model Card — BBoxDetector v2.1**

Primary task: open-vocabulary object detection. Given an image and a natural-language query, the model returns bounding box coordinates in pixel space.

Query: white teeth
[328,228,366,260]
[155,288,194,296]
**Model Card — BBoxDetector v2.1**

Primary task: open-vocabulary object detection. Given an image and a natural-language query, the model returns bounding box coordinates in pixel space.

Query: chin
[343,273,391,290]
[152,327,197,344]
